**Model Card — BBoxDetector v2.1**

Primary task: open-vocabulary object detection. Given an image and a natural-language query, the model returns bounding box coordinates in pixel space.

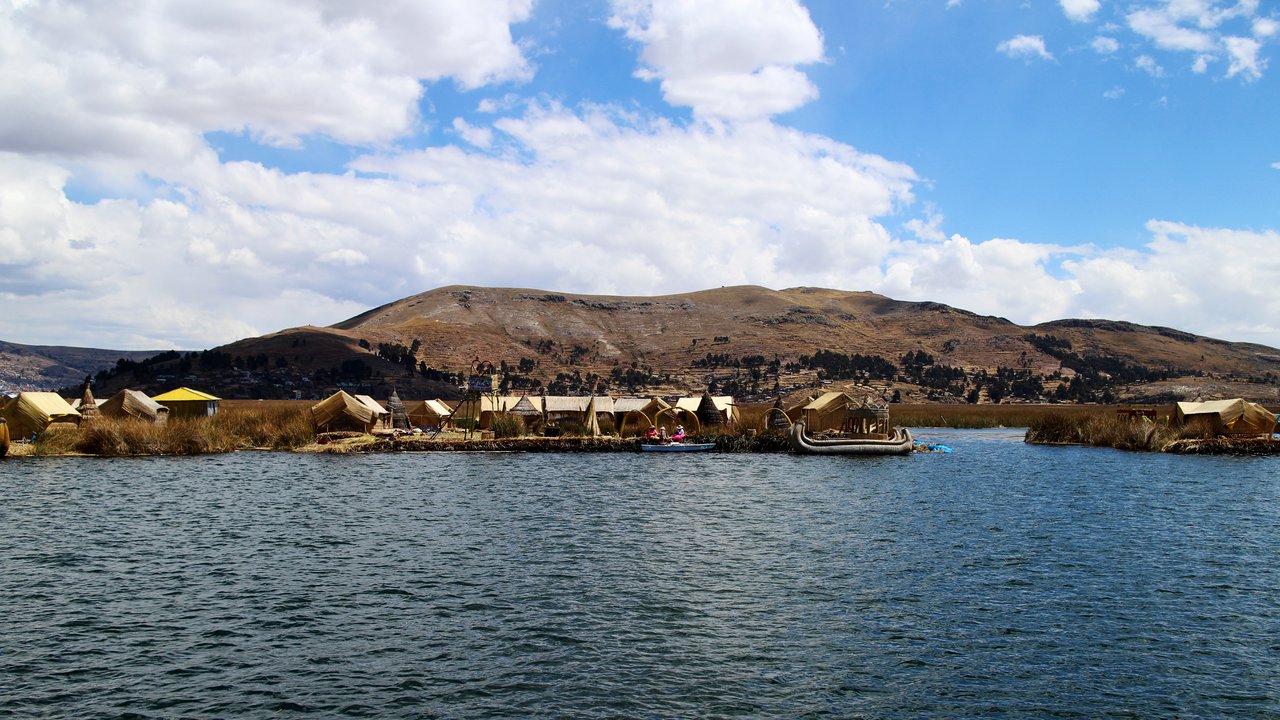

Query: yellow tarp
[152,387,221,402]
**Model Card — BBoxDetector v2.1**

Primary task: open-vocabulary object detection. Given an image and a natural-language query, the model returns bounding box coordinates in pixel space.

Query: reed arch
[653,407,700,434]
[617,410,653,438]
[757,407,792,432]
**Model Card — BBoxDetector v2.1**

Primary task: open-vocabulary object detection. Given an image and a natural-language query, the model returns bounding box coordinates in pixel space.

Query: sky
[1,0,1278,351]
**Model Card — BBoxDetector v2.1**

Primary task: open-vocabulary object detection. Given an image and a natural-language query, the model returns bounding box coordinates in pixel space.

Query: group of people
[644,424,686,443]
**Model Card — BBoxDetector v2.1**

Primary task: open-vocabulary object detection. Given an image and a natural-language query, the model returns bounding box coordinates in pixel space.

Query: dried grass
[28,404,316,456]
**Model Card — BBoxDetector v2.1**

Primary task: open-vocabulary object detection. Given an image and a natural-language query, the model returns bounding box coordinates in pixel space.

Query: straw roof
[386,389,411,430]
[612,396,671,414]
[311,391,378,432]
[353,395,390,421]
[1176,399,1277,436]
[77,382,99,421]
[1,392,81,438]
[507,395,543,417]
[98,389,169,423]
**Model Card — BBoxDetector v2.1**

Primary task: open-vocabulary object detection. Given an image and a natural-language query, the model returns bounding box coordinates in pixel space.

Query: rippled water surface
[3,429,1279,718]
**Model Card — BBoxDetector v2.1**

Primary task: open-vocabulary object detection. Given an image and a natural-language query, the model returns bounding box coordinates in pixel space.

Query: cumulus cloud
[1125,0,1275,80]
[1223,36,1266,80]
[1060,0,1101,23]
[997,35,1055,62]
[2,0,1279,354]
[1092,36,1120,54]
[1136,54,1165,76]
[0,0,535,158]
[1060,221,1280,344]
[608,0,824,120]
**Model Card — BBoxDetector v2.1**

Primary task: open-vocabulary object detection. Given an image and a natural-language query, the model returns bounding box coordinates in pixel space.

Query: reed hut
[98,389,169,424]
[612,396,672,435]
[844,398,892,437]
[675,394,738,426]
[311,390,379,433]
[76,381,100,422]
[407,399,454,429]
[802,392,856,432]
[152,387,220,418]
[0,392,81,438]
[1175,399,1277,437]
[766,396,792,430]
[507,395,544,433]
[386,389,411,430]
[353,394,390,427]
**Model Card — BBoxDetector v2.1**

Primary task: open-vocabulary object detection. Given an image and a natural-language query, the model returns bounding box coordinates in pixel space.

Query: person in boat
[670,425,686,442]
[645,425,658,440]
[658,427,669,443]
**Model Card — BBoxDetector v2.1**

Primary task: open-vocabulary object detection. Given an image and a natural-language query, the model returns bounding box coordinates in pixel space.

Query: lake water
[2,429,1277,718]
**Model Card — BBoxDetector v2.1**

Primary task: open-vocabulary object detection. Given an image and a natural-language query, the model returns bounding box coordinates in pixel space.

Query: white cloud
[452,118,495,148]
[880,236,1081,326]
[0,0,534,157]
[1223,36,1266,80]
[1060,0,1100,23]
[997,35,1055,62]
[1103,86,1126,99]
[1136,54,1165,76]
[3,0,1280,355]
[1,101,921,347]
[1092,36,1120,54]
[1060,221,1280,344]
[1271,161,1280,170]
[1124,1,1275,80]
[1128,8,1215,52]
[608,0,824,120]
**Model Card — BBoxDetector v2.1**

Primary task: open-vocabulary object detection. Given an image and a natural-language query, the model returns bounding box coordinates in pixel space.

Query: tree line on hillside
[70,331,1254,404]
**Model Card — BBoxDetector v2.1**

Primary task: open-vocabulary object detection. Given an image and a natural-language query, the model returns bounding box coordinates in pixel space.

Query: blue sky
[1,0,1278,350]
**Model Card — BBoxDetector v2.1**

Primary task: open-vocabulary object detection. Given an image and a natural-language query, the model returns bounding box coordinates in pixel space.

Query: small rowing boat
[640,442,716,453]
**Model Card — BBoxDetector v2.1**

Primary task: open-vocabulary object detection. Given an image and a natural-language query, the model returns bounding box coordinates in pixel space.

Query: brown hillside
[323,285,1279,379]
[39,285,1280,403]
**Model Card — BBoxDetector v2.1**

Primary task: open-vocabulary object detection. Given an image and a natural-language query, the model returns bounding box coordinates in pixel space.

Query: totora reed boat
[788,418,914,456]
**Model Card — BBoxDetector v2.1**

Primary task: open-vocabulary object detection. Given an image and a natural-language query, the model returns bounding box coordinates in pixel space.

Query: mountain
[0,341,166,393]
[34,285,1280,404]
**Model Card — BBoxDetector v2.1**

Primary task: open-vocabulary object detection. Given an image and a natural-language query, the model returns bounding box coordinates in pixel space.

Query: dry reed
[29,404,316,456]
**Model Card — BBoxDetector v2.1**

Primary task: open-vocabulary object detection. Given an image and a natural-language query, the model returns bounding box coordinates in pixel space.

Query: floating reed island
[1025,399,1280,455]
[6,390,1277,457]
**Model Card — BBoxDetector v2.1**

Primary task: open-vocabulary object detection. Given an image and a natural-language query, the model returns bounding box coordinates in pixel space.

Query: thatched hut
[98,389,169,424]
[311,391,379,433]
[153,387,220,418]
[406,399,454,429]
[76,381,100,422]
[352,395,388,424]
[1175,399,1277,437]
[612,396,672,435]
[675,394,738,426]
[801,391,856,431]
[1,392,81,438]
[386,389,411,430]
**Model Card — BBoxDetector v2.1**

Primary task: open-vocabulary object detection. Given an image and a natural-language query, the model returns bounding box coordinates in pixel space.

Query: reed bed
[29,404,316,456]
[1024,412,1220,452]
